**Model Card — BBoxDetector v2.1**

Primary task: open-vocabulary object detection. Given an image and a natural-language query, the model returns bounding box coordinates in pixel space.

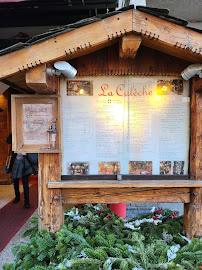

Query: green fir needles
[3,204,202,270]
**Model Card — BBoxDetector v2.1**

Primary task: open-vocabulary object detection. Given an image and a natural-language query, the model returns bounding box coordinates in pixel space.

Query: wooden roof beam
[25,64,58,94]
[0,8,201,80]
[133,10,202,63]
[0,9,133,80]
[119,33,142,59]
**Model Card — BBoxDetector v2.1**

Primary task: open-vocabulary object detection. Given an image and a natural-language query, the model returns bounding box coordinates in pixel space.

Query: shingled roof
[0,5,201,89]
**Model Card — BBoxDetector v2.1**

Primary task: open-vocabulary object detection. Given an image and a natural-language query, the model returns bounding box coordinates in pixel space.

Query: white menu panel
[61,76,190,175]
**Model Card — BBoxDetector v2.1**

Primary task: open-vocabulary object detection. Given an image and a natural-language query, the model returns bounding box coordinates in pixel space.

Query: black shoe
[13,198,20,204]
[24,203,30,208]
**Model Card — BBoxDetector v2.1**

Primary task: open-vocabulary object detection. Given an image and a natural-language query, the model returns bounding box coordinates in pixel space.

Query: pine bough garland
[3,204,202,270]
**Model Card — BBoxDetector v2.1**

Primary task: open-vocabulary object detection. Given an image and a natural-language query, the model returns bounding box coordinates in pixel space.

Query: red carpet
[0,183,38,252]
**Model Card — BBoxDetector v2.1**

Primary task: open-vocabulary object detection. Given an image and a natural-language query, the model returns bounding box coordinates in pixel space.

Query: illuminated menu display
[61,76,190,176]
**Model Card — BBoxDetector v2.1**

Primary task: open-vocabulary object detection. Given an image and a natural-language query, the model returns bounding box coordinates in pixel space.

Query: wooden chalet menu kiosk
[0,8,201,238]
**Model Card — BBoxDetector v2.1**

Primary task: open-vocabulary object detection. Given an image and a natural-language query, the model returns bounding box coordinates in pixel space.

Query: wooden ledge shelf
[15,145,61,154]
[48,180,202,189]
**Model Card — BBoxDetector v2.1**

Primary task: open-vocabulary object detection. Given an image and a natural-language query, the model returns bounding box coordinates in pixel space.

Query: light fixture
[46,61,77,79]
[79,88,84,95]
[181,64,202,80]
[162,85,168,92]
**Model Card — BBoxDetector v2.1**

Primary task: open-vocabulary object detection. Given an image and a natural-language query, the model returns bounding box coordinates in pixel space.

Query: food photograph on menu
[68,162,89,175]
[129,161,152,175]
[160,161,171,175]
[157,79,183,95]
[99,162,120,175]
[173,161,185,175]
[67,80,93,96]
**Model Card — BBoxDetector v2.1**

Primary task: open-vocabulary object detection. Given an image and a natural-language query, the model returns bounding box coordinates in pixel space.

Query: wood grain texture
[75,44,191,76]
[0,9,201,80]
[0,10,133,79]
[183,188,202,238]
[194,77,202,92]
[38,153,63,232]
[190,78,202,180]
[11,95,61,153]
[195,90,202,180]
[3,72,34,93]
[119,33,142,59]
[61,187,190,204]
[183,77,202,238]
[133,10,202,63]
[26,64,59,94]
[48,180,202,189]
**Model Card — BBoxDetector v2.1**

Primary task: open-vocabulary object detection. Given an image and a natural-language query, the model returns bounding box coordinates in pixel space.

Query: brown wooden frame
[0,7,201,238]
[40,77,202,239]
[11,95,61,153]
[0,9,201,81]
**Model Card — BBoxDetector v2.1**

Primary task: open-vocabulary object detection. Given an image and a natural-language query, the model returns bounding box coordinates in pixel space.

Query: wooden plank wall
[73,44,191,76]
[0,88,22,184]
[61,187,190,204]
[0,89,11,184]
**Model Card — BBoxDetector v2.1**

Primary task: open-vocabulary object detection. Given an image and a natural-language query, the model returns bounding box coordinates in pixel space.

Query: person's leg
[13,178,20,203]
[22,174,30,207]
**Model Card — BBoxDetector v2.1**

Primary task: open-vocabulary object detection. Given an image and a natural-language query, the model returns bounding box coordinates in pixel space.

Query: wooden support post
[184,78,202,238]
[119,33,142,59]
[38,153,63,232]
[25,64,62,232]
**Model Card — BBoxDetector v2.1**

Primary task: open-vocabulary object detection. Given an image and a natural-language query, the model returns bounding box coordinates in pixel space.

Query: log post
[38,153,63,232]
[25,65,62,232]
[184,77,202,238]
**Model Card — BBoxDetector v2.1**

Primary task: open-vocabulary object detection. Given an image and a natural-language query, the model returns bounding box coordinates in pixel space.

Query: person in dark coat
[6,134,38,208]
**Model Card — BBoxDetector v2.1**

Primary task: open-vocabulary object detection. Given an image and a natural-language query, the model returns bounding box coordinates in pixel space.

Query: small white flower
[151,206,156,213]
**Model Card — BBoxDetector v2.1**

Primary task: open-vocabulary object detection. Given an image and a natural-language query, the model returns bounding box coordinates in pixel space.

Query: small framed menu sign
[11,95,61,153]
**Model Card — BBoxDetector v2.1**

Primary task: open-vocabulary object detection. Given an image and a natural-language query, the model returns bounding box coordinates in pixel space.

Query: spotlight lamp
[46,61,77,79]
[181,64,202,80]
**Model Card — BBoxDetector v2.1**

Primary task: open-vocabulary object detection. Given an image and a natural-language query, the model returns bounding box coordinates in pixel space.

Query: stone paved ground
[0,210,37,270]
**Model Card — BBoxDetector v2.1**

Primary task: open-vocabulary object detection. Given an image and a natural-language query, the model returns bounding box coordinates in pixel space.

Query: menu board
[23,104,53,144]
[61,76,190,176]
